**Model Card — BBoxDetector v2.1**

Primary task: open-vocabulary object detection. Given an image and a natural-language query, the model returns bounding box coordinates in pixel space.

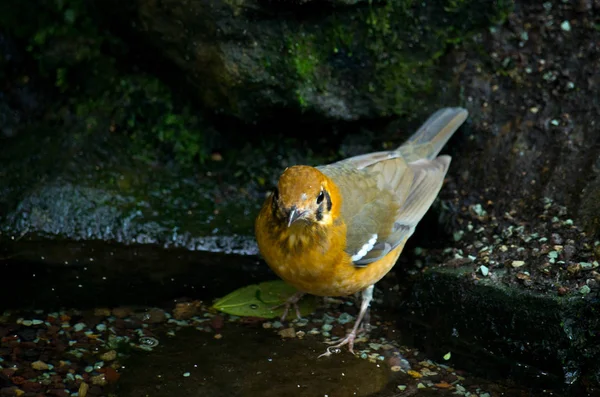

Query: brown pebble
[210,315,224,331]
[111,307,133,319]
[278,327,296,338]
[103,367,121,383]
[558,286,568,296]
[93,308,111,317]
[173,301,201,320]
[48,389,70,397]
[21,381,42,393]
[141,308,167,324]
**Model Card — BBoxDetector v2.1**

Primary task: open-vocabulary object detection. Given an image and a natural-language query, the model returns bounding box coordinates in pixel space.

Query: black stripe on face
[316,189,332,222]
[324,190,332,212]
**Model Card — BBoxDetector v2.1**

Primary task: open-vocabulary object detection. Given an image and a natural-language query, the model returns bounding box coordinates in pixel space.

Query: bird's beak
[287,207,304,227]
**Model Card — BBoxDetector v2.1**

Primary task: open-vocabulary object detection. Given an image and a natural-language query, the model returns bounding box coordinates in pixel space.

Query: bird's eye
[316,190,325,205]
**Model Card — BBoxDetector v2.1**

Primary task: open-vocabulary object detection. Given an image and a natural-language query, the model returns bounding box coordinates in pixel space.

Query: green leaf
[212,280,316,319]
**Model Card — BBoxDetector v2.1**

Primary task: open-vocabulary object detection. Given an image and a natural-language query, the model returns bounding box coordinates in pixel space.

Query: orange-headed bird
[255,107,468,357]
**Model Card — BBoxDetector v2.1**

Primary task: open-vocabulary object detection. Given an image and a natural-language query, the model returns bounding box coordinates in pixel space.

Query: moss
[267,0,512,119]
[0,0,209,165]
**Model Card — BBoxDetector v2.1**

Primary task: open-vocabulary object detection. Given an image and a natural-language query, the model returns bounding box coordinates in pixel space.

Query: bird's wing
[319,155,451,266]
[333,107,467,170]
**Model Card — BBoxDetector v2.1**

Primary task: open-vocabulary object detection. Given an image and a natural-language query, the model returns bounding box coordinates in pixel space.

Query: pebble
[90,374,107,386]
[278,327,296,338]
[78,382,90,397]
[143,308,167,324]
[321,324,333,332]
[511,260,525,268]
[112,307,133,319]
[99,350,117,362]
[31,360,49,371]
[93,308,111,317]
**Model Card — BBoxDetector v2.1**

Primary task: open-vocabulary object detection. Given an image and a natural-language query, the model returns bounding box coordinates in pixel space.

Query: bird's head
[270,165,339,228]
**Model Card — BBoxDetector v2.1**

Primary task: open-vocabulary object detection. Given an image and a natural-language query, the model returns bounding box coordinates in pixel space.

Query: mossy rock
[396,265,600,392]
[115,0,513,121]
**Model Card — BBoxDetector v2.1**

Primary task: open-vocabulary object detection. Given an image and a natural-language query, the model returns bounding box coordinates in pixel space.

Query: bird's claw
[318,331,356,358]
[270,291,305,321]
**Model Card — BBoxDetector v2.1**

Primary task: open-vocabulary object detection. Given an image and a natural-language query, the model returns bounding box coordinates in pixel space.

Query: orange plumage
[255,108,469,356]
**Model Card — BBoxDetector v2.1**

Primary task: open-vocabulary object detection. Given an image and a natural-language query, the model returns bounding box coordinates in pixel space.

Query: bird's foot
[270,291,305,321]
[318,330,357,358]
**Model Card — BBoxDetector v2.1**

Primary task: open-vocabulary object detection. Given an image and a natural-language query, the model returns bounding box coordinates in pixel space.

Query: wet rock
[103,0,510,122]
[399,265,600,391]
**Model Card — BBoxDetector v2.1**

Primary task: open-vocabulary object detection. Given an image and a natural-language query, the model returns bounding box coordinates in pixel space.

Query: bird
[254,107,468,357]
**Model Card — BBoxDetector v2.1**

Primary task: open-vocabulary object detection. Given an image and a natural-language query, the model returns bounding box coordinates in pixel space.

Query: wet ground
[0,294,565,397]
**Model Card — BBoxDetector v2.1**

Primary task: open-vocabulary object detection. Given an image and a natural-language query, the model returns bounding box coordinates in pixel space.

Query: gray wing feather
[319,107,467,266]
[350,156,451,266]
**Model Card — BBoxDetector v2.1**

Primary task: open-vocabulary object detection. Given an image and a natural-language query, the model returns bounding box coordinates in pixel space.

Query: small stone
[143,308,167,324]
[551,233,563,245]
[407,370,422,378]
[278,327,296,338]
[112,307,133,318]
[579,285,591,295]
[210,315,224,331]
[20,381,42,393]
[78,382,89,397]
[511,260,525,268]
[73,323,87,332]
[48,389,69,397]
[558,286,568,296]
[90,374,107,386]
[337,313,354,324]
[213,333,222,339]
[93,308,111,317]
[31,360,50,371]
[271,321,283,329]
[479,265,489,277]
[99,350,117,362]
[434,381,452,389]
[173,301,201,320]
[563,245,576,260]
[560,20,571,32]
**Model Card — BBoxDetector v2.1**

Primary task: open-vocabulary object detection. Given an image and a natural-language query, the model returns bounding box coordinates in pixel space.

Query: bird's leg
[318,285,374,358]
[271,291,305,321]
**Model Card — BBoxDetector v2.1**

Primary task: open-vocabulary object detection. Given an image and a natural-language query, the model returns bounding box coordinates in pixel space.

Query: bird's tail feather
[397,107,468,162]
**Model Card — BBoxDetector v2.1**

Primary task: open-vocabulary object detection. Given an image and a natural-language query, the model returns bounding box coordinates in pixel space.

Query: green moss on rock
[0,0,210,165]
[130,0,513,121]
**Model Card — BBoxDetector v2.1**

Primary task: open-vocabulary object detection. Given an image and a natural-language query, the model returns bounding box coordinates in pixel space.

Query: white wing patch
[351,234,378,262]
